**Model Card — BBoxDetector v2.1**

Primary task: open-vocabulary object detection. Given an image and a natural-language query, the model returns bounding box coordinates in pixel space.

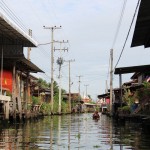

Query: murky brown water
[0,113,150,150]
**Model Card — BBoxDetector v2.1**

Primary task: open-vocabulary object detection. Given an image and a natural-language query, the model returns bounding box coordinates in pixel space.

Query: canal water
[0,113,150,150]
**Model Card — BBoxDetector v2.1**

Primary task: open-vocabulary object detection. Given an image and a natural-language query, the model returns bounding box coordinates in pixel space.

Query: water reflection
[68,115,71,150]
[50,117,53,150]
[0,114,150,149]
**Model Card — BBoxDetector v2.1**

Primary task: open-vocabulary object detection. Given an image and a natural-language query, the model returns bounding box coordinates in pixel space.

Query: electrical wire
[106,0,127,85]
[111,0,127,48]
[114,0,141,69]
[0,1,28,33]
[106,54,111,81]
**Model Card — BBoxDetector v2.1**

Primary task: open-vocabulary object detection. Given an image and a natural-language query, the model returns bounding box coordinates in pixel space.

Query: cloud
[3,0,145,99]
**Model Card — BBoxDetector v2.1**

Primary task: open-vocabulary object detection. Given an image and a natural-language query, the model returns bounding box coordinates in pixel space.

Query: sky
[1,0,149,100]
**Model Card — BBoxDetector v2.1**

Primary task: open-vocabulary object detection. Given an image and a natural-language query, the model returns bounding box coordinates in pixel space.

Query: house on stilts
[0,11,44,121]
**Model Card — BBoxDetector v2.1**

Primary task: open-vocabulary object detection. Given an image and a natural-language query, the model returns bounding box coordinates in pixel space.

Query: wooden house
[0,12,43,120]
[97,93,110,113]
[32,87,51,103]
[63,93,84,112]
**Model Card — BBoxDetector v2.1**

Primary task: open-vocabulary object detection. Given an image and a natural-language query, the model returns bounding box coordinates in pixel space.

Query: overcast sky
[1,0,149,100]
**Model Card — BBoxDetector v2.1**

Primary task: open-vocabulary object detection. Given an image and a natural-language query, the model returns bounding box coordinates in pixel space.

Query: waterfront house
[63,93,83,112]
[97,93,109,113]
[114,65,150,115]
[0,12,43,120]
[32,86,51,103]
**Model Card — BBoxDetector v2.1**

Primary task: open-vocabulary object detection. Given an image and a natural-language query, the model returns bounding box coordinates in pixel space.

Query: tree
[37,78,50,89]
[36,78,67,113]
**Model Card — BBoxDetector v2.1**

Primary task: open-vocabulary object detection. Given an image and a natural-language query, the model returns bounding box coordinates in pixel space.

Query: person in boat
[93,111,100,119]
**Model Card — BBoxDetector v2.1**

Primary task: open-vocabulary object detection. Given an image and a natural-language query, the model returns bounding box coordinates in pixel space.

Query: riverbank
[105,111,150,128]
[1,113,150,149]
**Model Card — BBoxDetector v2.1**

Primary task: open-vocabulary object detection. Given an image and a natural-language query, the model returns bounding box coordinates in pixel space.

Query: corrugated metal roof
[17,58,44,73]
[131,0,150,48]
[0,57,44,73]
[0,12,43,73]
[97,93,109,99]
[114,64,150,74]
[0,11,38,47]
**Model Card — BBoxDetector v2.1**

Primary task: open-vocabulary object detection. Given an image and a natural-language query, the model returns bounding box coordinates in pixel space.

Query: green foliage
[36,78,68,113]
[75,133,81,139]
[27,104,31,110]
[143,81,150,88]
[40,102,51,114]
[61,101,68,113]
[37,78,50,89]
[123,89,134,106]
[121,106,130,111]
[95,106,100,111]
[118,105,131,114]
[6,91,12,97]
[53,81,59,94]
[90,101,96,104]
[53,92,68,113]
[93,145,101,148]
[136,82,150,101]
[32,96,40,105]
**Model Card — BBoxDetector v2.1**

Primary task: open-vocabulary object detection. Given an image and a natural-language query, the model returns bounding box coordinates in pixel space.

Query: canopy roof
[97,93,109,99]
[114,64,150,74]
[131,0,150,48]
[0,12,43,73]
[1,57,43,73]
[17,58,43,73]
[0,12,38,47]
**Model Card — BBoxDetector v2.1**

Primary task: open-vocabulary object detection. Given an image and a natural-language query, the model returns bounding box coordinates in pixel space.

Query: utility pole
[65,59,75,113]
[55,40,68,114]
[27,29,32,61]
[110,49,113,116]
[57,57,63,114]
[105,80,108,93]
[43,26,61,114]
[84,84,89,97]
[76,75,83,98]
[54,40,68,52]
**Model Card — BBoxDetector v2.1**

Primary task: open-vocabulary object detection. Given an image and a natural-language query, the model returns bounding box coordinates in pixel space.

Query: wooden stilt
[16,72,22,120]
[12,64,16,119]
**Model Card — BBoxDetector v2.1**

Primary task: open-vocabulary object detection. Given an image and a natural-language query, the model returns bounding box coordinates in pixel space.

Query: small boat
[93,111,100,120]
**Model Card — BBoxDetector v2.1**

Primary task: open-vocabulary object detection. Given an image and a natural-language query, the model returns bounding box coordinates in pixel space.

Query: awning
[131,0,150,48]
[17,58,44,73]
[0,57,44,73]
[97,93,110,99]
[114,64,150,74]
[0,11,38,47]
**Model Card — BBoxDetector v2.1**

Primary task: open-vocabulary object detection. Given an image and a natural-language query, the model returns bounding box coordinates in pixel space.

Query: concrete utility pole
[43,26,61,114]
[65,59,75,113]
[27,29,32,61]
[105,80,108,93]
[55,40,68,114]
[57,57,64,114]
[110,49,113,116]
[84,84,89,97]
[54,40,68,52]
[76,75,83,97]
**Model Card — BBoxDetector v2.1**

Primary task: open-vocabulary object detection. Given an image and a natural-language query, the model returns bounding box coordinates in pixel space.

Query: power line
[76,75,83,95]
[107,54,111,81]
[0,1,28,32]
[114,0,141,69]
[106,0,127,85]
[112,0,127,48]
